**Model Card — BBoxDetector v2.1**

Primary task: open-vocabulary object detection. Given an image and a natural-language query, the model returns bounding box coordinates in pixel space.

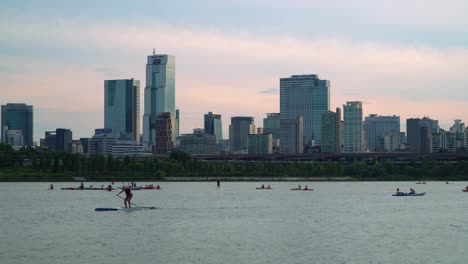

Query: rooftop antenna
[153,48,155,55]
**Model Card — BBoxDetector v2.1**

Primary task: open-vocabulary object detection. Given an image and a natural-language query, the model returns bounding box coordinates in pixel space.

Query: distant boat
[392,192,426,197]
[95,207,156,211]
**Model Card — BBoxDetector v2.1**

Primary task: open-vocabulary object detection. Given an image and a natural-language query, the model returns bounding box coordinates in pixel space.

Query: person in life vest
[118,186,133,208]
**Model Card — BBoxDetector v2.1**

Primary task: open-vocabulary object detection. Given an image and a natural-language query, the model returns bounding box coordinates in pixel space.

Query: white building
[104,79,140,143]
[343,101,364,152]
[4,129,23,147]
[364,115,400,151]
[143,52,179,147]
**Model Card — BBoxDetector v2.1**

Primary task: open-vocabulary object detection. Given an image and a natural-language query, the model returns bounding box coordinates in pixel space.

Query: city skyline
[1,1,468,142]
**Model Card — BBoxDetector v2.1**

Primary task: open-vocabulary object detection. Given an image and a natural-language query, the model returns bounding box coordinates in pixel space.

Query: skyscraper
[407,117,438,153]
[280,74,330,149]
[143,52,178,147]
[204,112,223,141]
[1,103,33,146]
[321,108,342,153]
[263,113,280,141]
[104,79,140,143]
[280,116,304,154]
[56,128,72,153]
[229,117,255,154]
[363,115,400,152]
[343,101,363,152]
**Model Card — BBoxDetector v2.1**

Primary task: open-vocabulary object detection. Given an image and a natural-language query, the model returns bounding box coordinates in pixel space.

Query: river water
[1,181,468,264]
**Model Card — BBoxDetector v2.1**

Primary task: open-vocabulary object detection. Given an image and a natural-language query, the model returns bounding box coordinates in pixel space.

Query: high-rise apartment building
[154,112,173,154]
[229,117,255,154]
[280,74,329,149]
[204,112,223,141]
[280,116,304,154]
[321,108,342,153]
[104,79,140,143]
[343,101,363,152]
[363,115,400,152]
[143,52,178,147]
[1,103,33,146]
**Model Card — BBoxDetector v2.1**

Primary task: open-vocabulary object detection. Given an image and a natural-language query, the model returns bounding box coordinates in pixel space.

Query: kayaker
[396,188,402,195]
[107,185,112,191]
[79,182,84,190]
[118,186,133,208]
[298,185,301,190]
[465,186,468,191]
[409,188,415,194]
[304,185,308,190]
[50,184,54,190]
[261,184,265,189]
[156,185,160,190]
[217,178,221,189]
[267,184,271,189]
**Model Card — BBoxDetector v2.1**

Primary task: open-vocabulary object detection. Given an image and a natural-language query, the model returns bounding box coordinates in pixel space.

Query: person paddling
[217,178,221,189]
[118,186,133,208]
[50,184,54,190]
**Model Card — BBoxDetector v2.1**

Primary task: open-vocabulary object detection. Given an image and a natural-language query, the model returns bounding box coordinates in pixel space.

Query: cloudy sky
[1,0,467,142]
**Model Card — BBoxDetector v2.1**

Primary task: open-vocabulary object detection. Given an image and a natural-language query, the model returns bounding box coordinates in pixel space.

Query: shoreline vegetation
[1,144,468,182]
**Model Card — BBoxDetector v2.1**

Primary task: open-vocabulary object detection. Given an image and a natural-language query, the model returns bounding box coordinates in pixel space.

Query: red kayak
[463,189,468,192]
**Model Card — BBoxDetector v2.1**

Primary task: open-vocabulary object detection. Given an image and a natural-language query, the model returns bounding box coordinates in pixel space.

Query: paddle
[116,193,139,208]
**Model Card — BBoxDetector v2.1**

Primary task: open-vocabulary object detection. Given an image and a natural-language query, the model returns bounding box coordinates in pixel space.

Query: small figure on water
[217,178,221,189]
[409,188,415,194]
[50,184,54,190]
[118,186,133,208]
[79,182,84,190]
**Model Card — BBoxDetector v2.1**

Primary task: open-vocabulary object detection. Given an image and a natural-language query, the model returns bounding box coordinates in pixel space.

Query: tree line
[1,143,468,181]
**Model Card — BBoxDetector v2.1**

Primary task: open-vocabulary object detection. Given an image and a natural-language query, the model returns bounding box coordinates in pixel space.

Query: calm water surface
[1,181,468,264]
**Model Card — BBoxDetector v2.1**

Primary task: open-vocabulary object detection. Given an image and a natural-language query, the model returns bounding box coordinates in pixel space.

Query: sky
[1,0,467,142]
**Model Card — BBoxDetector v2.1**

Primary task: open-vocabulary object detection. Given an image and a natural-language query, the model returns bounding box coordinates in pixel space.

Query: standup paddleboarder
[118,186,133,208]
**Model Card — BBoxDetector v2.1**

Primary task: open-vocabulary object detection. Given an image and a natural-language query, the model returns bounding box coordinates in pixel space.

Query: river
[1,181,468,264]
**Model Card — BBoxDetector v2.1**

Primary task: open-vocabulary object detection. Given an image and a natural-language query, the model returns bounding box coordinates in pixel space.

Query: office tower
[80,138,90,154]
[55,128,72,153]
[280,116,304,154]
[280,74,330,149]
[89,129,115,155]
[248,134,273,154]
[407,117,438,153]
[143,52,178,147]
[321,108,342,153]
[343,101,363,152]
[179,129,217,155]
[204,112,223,141]
[104,79,140,143]
[154,112,173,154]
[1,103,33,146]
[229,117,255,154]
[363,115,400,152]
[263,113,280,141]
[44,131,57,151]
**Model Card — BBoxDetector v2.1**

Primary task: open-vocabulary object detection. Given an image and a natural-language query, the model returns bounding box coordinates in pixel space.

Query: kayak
[463,190,468,192]
[61,187,116,191]
[95,207,156,211]
[256,187,272,190]
[142,187,162,190]
[392,192,426,196]
[290,188,314,191]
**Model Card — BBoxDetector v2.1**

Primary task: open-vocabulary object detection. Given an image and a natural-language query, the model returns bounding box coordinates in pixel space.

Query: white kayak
[95,207,156,211]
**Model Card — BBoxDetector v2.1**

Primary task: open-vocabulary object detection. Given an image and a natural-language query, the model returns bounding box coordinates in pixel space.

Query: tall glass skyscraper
[280,74,330,149]
[343,101,363,152]
[143,52,178,147]
[104,79,140,143]
[204,112,223,141]
[321,108,342,153]
[1,103,33,146]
